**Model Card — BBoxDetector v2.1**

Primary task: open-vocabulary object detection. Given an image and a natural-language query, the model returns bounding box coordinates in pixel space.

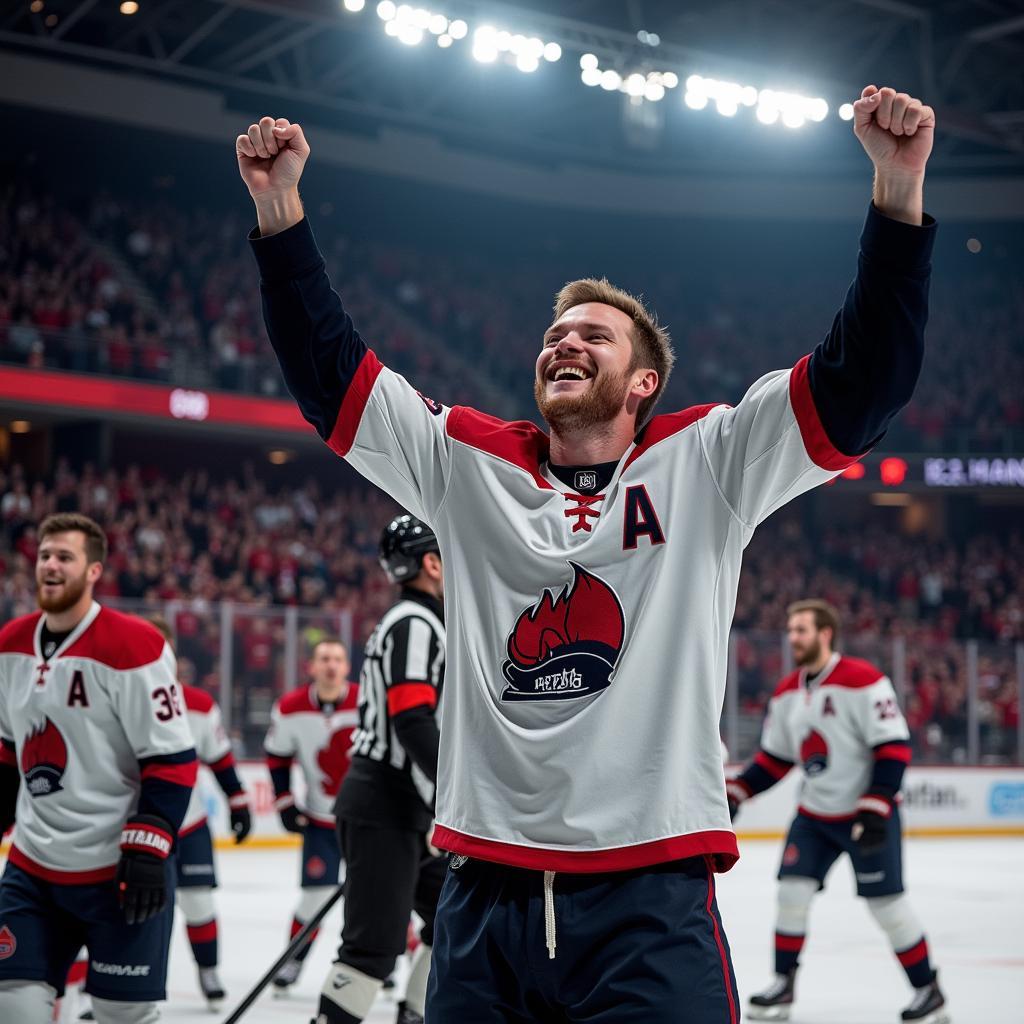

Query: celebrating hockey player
[0,513,197,1024]
[728,600,948,1023]
[318,514,446,1024]
[239,82,936,1021]
[145,617,252,1012]
[264,638,358,992]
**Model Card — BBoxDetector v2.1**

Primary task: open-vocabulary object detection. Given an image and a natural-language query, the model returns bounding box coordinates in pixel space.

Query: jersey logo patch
[501,562,625,703]
[317,729,351,798]
[0,925,15,959]
[21,716,68,796]
[800,729,829,776]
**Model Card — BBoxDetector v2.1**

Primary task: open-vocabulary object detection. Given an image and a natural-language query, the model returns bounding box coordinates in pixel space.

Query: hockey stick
[220,883,345,1024]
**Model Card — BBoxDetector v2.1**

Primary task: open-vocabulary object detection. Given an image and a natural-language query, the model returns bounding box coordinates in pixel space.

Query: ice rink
[56,837,1022,1024]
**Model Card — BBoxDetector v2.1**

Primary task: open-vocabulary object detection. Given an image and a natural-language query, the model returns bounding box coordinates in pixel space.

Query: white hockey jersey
[757,653,911,818]
[0,602,195,881]
[181,685,237,834]
[329,351,855,871]
[264,683,360,826]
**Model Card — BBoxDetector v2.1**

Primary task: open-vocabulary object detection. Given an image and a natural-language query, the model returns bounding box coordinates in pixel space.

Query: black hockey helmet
[379,514,439,584]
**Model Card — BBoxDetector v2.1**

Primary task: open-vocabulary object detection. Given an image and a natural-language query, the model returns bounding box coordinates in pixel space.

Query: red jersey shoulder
[623,404,723,470]
[447,407,551,488]
[183,684,216,715]
[63,607,165,670]
[824,656,884,690]
[772,669,801,699]
[277,685,317,716]
[0,611,42,656]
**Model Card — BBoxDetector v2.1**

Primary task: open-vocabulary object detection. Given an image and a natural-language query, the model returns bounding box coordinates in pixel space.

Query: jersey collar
[34,600,102,663]
[800,651,841,690]
[538,445,636,496]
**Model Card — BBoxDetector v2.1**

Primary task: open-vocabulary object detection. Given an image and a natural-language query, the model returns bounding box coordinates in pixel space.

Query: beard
[793,638,823,667]
[36,572,89,614]
[534,366,632,434]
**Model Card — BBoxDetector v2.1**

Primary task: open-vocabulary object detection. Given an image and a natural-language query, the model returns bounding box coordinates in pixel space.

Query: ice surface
[52,837,1023,1023]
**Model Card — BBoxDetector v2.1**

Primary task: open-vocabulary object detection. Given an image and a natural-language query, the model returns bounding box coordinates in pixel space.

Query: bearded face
[36,559,91,614]
[534,362,634,433]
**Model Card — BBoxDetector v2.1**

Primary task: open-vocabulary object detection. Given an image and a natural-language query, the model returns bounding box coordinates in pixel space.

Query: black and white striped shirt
[337,588,445,829]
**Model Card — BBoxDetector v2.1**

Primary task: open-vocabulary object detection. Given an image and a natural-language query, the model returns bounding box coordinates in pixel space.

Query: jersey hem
[9,844,118,884]
[431,825,739,873]
[797,805,857,822]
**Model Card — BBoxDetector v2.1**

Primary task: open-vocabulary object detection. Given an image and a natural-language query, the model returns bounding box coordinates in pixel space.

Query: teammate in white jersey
[264,639,359,992]
[239,83,937,1021]
[729,601,948,1024]
[0,514,197,1024]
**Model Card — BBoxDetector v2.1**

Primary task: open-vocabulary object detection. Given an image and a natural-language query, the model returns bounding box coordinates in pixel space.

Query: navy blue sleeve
[807,205,936,455]
[867,740,912,801]
[137,748,198,834]
[249,218,368,442]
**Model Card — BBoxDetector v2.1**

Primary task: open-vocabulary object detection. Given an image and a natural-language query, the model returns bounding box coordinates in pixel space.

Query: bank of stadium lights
[684,75,828,128]
[578,54,679,102]
[471,27,562,71]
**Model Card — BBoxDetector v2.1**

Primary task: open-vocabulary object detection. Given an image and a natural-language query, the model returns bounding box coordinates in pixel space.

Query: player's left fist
[117,814,172,924]
[229,792,252,844]
[852,85,935,176]
[851,795,892,855]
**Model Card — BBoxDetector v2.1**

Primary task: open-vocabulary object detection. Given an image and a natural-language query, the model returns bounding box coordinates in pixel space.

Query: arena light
[839,102,855,121]
[342,0,366,12]
[472,23,562,71]
[376,0,396,18]
[684,75,828,128]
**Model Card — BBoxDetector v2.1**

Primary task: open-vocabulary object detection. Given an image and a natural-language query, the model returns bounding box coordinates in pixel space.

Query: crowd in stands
[2,173,1022,451]
[1,460,1020,761]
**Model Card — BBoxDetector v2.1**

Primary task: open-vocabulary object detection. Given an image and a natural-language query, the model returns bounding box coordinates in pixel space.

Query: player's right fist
[235,117,309,200]
[117,814,172,924]
[229,792,253,844]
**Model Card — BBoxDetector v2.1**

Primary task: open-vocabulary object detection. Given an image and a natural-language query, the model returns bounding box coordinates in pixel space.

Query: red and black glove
[229,792,252,844]
[117,814,173,925]
[851,795,892,855]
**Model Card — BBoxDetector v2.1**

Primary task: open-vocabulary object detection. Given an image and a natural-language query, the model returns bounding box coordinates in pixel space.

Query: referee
[317,515,446,1024]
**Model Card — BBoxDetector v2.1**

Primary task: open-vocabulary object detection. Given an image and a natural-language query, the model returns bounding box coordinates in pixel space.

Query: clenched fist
[236,116,309,236]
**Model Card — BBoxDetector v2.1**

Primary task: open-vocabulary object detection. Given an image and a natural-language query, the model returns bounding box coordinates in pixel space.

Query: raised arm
[238,117,455,521]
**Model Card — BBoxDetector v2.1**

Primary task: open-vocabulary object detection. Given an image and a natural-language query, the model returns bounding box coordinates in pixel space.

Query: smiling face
[36,531,102,614]
[535,302,653,434]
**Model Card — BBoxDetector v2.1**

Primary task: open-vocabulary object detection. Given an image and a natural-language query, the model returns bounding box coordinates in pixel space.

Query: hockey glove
[229,792,252,844]
[275,793,308,834]
[725,779,748,822]
[851,795,892,856]
[117,814,173,924]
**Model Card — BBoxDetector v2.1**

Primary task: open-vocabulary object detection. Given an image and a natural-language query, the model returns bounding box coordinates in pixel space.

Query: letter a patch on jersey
[67,670,89,708]
[622,485,666,549]
[501,563,625,702]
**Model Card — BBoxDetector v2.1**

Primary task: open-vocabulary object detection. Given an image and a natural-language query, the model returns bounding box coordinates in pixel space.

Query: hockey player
[239,82,936,1021]
[317,514,446,1024]
[144,618,253,1011]
[0,513,197,1024]
[728,600,948,1023]
[265,638,359,992]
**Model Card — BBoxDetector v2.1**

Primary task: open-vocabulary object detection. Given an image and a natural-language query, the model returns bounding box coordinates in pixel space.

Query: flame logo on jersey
[20,716,68,796]
[501,562,625,702]
[800,729,829,776]
[317,729,351,798]
[0,925,15,959]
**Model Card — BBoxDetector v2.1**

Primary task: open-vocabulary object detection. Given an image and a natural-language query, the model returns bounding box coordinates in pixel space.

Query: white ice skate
[198,966,226,1012]
[901,973,951,1024]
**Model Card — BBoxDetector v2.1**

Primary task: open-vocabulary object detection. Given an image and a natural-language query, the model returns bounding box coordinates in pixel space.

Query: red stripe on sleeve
[140,760,199,787]
[326,350,385,457]
[387,682,438,716]
[874,743,912,764]
[754,750,792,781]
[208,751,236,773]
[266,755,293,770]
[788,354,862,471]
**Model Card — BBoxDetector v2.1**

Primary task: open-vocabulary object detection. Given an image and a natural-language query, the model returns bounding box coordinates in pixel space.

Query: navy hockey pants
[426,854,739,1023]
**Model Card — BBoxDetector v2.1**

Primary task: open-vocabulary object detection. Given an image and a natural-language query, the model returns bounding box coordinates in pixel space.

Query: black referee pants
[335,818,447,980]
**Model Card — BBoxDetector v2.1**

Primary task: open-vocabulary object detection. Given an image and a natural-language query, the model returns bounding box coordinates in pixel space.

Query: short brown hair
[312,638,348,656]
[38,513,108,565]
[787,599,841,641]
[553,278,675,427]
